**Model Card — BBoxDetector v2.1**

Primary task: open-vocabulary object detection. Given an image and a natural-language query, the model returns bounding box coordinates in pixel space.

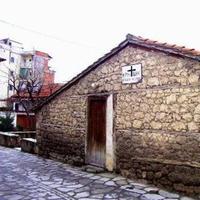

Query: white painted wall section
[106,94,114,171]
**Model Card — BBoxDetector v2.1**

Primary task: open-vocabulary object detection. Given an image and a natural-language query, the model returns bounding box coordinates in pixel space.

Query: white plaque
[122,63,142,83]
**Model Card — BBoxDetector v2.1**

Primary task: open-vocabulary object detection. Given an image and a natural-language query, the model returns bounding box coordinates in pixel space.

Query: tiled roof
[126,34,200,60]
[35,34,200,111]
[21,50,52,59]
[38,83,62,97]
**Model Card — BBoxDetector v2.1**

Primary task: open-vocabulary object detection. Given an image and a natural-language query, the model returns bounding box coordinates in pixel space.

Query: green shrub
[0,115,14,132]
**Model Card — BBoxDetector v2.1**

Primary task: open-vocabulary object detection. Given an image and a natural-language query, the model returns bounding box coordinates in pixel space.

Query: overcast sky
[0,0,199,82]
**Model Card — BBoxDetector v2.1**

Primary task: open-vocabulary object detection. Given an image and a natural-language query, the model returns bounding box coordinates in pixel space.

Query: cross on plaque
[128,66,136,76]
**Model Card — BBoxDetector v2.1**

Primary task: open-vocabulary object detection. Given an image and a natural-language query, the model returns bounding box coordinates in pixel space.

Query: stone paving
[0,147,196,200]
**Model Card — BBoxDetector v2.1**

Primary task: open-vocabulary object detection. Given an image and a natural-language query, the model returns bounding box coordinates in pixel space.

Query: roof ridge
[127,33,200,57]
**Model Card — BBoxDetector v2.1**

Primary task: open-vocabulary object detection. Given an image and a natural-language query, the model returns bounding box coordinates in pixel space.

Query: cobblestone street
[0,147,195,200]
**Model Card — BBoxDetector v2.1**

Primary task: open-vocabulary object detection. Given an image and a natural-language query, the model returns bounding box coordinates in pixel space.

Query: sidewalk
[0,146,196,200]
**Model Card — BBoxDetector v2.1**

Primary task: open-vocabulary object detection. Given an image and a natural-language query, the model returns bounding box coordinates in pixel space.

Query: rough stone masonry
[36,35,200,196]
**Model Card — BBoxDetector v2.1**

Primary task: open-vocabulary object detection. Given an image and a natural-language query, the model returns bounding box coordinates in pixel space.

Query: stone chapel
[35,34,200,195]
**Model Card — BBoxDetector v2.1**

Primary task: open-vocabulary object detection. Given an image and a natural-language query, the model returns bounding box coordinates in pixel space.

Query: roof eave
[128,40,200,62]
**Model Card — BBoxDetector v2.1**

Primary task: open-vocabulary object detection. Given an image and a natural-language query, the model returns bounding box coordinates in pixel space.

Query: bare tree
[8,68,44,129]
[1,57,59,130]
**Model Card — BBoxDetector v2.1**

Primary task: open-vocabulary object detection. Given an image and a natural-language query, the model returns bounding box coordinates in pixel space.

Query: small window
[10,57,15,63]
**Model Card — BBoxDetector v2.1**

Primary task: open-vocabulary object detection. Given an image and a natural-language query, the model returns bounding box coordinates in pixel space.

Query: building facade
[0,48,7,118]
[12,50,57,130]
[0,38,23,111]
[0,38,57,129]
[36,34,200,195]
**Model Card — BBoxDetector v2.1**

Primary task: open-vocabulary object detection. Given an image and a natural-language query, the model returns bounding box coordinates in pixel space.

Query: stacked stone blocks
[36,45,200,195]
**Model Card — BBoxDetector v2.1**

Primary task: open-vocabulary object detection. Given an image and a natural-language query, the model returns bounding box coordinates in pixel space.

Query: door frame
[86,94,115,171]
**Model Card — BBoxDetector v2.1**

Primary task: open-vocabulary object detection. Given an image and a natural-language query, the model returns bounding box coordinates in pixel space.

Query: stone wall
[37,96,87,165]
[37,44,200,195]
[116,88,200,133]
[0,132,20,147]
[115,88,200,163]
[118,158,200,195]
[114,88,200,195]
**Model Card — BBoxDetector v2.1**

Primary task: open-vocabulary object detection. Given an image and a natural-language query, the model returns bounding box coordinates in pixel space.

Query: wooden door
[17,115,36,130]
[87,96,107,167]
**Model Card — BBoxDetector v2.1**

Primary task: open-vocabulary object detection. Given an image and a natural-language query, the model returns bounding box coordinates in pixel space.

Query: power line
[0,19,101,50]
